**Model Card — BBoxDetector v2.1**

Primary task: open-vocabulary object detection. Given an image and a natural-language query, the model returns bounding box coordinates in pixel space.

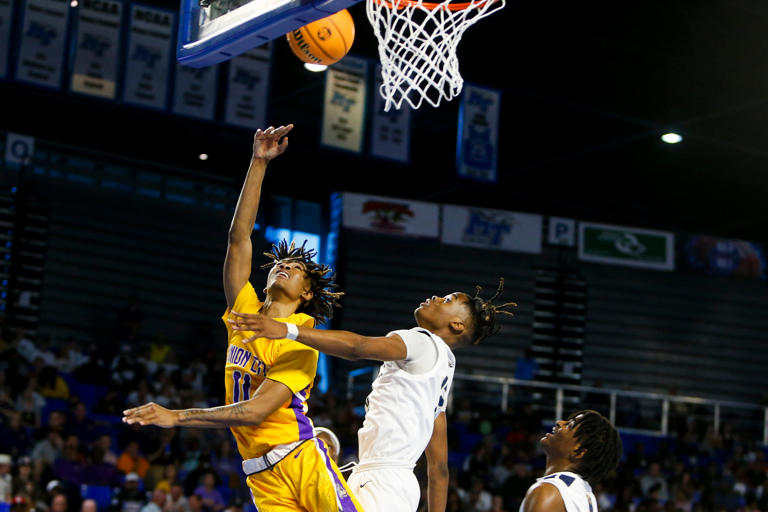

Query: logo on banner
[83,0,119,14]
[464,125,493,169]
[462,209,513,246]
[331,91,355,112]
[233,67,260,89]
[135,8,170,25]
[27,22,57,45]
[361,200,414,232]
[132,45,161,67]
[181,66,209,79]
[81,33,111,57]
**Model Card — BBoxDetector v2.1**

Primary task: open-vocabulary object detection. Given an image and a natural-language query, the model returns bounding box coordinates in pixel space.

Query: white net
[366,0,505,111]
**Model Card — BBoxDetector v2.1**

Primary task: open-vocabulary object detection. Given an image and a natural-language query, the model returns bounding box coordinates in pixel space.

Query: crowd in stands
[0,310,766,512]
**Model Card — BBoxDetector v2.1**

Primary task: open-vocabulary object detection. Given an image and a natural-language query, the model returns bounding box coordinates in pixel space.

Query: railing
[346,368,768,444]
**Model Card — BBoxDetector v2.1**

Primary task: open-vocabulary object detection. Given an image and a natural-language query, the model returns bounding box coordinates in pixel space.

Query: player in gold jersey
[123,125,363,512]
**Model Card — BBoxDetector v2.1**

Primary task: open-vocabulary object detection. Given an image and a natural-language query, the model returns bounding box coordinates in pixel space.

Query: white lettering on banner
[71,0,122,98]
[322,57,367,153]
[16,0,70,88]
[0,0,13,78]
[457,84,501,183]
[370,64,411,162]
[224,45,271,129]
[4,133,36,167]
[342,192,439,238]
[173,63,218,120]
[548,217,576,247]
[441,205,542,254]
[122,4,174,109]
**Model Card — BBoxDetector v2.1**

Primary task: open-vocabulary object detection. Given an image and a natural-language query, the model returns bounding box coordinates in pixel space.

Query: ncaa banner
[16,0,70,88]
[122,4,175,109]
[224,45,271,129]
[441,205,542,254]
[173,63,218,120]
[342,192,439,238]
[579,222,674,271]
[322,56,367,153]
[456,84,501,183]
[71,0,123,98]
[548,217,577,247]
[678,235,766,281]
[0,0,13,78]
[370,64,411,162]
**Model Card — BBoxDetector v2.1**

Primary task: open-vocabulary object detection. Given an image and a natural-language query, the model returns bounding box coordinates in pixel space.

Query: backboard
[178,0,362,67]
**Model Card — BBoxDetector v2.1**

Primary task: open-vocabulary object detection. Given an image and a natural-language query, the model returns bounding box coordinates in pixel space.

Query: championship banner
[322,56,367,153]
[441,205,542,254]
[0,0,13,78]
[224,45,271,129]
[579,222,675,271]
[342,192,439,238]
[122,4,175,109]
[16,0,70,88]
[548,216,577,247]
[456,84,501,183]
[71,0,123,98]
[370,64,410,162]
[678,235,766,280]
[173,63,218,120]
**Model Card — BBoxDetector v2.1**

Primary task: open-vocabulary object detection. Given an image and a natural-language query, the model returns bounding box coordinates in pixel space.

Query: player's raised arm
[228,312,408,362]
[425,412,449,512]
[224,124,293,308]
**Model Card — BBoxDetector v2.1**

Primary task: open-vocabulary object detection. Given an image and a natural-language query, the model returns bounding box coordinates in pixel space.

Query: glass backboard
[177,0,362,67]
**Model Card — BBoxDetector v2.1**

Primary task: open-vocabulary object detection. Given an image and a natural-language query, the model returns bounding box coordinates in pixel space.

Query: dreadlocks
[260,240,343,325]
[466,278,517,344]
[568,409,623,484]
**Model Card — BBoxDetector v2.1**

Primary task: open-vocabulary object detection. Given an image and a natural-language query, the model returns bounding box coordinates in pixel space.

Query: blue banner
[172,62,218,120]
[224,44,271,129]
[16,0,70,88]
[370,64,411,163]
[679,235,766,280]
[71,0,123,98]
[456,84,501,183]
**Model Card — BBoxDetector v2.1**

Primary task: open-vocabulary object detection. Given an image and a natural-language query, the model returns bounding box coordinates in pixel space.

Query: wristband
[285,323,299,340]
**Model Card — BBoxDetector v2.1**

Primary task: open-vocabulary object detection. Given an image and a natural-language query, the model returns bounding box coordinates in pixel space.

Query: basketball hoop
[366,0,504,111]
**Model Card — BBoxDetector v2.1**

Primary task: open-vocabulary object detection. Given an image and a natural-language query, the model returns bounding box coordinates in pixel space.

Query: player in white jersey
[229,279,516,512]
[521,410,622,512]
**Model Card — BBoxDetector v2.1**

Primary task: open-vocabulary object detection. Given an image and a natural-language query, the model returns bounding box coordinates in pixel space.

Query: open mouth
[276,271,289,279]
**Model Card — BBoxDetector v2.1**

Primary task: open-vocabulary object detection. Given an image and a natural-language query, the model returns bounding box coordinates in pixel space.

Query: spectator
[489,495,508,512]
[0,387,15,421]
[192,472,224,512]
[16,381,45,428]
[210,440,239,489]
[11,456,33,496]
[639,462,670,502]
[31,429,63,481]
[81,446,122,487]
[10,495,30,512]
[465,478,492,512]
[221,497,243,512]
[514,347,538,381]
[37,367,69,400]
[163,484,189,512]
[117,441,150,479]
[154,464,179,493]
[187,494,203,512]
[81,499,98,512]
[66,402,97,445]
[0,413,32,460]
[53,435,85,485]
[0,453,12,504]
[50,493,67,512]
[111,473,144,512]
[140,490,166,512]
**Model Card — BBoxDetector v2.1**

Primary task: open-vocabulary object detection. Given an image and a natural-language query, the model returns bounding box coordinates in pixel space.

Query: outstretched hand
[252,124,294,161]
[228,311,289,343]
[123,402,179,428]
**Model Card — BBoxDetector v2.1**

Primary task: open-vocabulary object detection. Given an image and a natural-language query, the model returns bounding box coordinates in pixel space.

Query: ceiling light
[198,153,209,161]
[661,133,682,144]
[304,63,328,73]
[70,0,78,6]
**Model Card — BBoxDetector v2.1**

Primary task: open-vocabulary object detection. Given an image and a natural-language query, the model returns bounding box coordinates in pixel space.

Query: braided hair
[466,278,517,344]
[260,240,343,325]
[568,409,623,484]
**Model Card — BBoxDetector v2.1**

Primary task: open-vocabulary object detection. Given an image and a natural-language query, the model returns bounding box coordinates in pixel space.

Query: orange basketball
[286,9,355,66]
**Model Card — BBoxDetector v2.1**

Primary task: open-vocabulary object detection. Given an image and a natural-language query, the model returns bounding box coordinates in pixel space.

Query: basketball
[286,9,355,66]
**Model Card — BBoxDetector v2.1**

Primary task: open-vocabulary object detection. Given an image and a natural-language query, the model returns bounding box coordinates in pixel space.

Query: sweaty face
[541,414,584,459]
[414,292,471,333]
[266,260,312,302]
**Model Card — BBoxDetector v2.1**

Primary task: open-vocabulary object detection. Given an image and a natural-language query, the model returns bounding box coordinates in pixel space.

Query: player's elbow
[428,460,449,480]
[228,228,249,245]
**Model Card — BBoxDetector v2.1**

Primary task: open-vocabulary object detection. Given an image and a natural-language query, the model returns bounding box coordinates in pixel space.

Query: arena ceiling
[2,0,768,244]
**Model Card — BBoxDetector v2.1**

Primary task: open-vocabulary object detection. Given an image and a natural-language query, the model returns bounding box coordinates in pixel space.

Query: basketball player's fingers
[277,138,289,153]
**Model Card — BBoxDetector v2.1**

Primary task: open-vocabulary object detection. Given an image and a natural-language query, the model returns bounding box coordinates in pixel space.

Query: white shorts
[347,466,420,512]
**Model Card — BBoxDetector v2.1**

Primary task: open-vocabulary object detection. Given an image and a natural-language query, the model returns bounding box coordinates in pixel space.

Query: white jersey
[521,472,598,512]
[357,327,456,466]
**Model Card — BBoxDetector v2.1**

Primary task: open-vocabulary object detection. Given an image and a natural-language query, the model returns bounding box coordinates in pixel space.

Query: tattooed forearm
[177,402,258,427]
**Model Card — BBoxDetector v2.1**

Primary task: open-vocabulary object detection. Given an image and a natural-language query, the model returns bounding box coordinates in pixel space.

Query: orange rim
[371,0,495,11]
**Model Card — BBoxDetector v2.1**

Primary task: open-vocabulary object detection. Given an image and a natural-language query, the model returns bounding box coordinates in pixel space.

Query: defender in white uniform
[521,410,622,512]
[229,280,516,512]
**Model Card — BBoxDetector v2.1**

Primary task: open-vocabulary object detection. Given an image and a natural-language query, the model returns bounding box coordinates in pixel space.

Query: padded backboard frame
[178,0,361,67]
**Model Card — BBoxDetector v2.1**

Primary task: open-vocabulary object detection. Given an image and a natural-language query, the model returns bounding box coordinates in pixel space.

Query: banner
[71,0,123,98]
[370,64,410,162]
[224,45,270,129]
[456,84,501,183]
[4,133,35,167]
[548,217,576,247]
[678,235,766,280]
[122,4,174,109]
[579,222,674,271]
[441,205,542,254]
[16,0,70,88]
[322,56,367,153]
[173,63,218,120]
[342,192,439,238]
[0,0,13,78]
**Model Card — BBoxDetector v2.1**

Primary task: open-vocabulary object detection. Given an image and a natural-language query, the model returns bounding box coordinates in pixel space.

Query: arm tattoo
[178,402,254,427]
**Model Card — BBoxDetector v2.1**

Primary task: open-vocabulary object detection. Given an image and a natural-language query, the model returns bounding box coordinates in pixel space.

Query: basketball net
[366,0,505,111]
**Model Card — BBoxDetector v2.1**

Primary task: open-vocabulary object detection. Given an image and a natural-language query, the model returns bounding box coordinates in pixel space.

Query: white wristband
[285,323,299,340]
